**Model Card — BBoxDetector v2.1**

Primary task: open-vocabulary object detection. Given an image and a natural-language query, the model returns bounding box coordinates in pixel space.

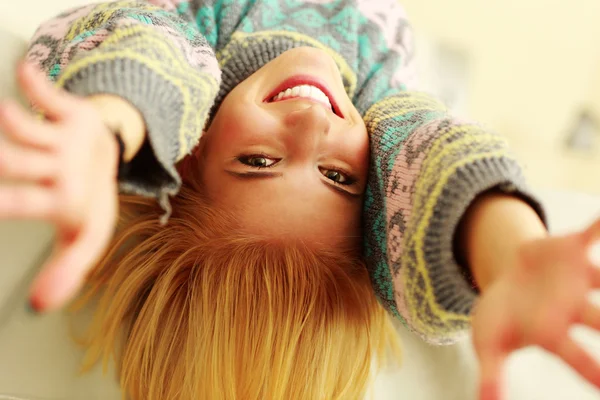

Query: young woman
[1,0,599,398]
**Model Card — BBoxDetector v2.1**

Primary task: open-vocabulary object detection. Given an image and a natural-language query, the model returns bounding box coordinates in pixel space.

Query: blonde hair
[73,158,400,400]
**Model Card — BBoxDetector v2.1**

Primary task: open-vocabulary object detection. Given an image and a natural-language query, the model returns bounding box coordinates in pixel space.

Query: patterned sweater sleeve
[355,4,545,344]
[26,0,221,218]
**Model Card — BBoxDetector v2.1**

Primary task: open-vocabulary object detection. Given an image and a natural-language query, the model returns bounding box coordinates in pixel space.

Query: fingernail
[26,298,42,315]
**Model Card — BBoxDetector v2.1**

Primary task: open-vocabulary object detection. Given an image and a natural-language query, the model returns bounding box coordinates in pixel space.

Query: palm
[472,223,600,400]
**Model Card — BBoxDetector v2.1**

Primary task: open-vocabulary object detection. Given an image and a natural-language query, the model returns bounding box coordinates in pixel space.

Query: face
[198,47,369,249]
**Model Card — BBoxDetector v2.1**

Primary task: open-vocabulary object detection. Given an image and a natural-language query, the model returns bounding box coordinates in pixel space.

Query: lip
[263,75,345,118]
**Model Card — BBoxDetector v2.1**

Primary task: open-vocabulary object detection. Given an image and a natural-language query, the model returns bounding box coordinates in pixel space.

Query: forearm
[88,95,146,162]
[457,193,548,292]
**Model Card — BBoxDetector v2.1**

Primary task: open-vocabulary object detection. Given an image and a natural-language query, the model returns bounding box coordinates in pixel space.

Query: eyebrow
[224,170,361,199]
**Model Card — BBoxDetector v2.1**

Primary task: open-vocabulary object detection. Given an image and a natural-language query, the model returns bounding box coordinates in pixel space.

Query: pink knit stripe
[356,0,408,53]
[148,0,180,10]
[57,29,110,69]
[356,0,417,89]
[386,119,444,320]
[392,257,413,326]
[385,123,439,261]
[26,43,52,68]
[29,4,98,44]
[150,24,221,77]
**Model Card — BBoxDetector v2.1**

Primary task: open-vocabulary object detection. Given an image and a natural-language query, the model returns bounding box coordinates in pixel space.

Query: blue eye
[238,155,279,168]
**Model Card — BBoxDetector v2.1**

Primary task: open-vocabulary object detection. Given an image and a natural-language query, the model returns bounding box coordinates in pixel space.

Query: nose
[283,104,332,154]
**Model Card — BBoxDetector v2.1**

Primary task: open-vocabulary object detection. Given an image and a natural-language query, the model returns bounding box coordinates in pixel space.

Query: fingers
[28,242,88,312]
[28,226,108,312]
[0,140,57,182]
[29,195,116,312]
[0,185,56,219]
[17,62,75,119]
[555,337,600,389]
[477,351,505,400]
[580,302,600,331]
[590,267,600,289]
[0,100,56,149]
[581,218,600,247]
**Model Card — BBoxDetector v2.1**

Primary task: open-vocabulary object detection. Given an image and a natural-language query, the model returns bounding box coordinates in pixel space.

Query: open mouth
[263,75,344,118]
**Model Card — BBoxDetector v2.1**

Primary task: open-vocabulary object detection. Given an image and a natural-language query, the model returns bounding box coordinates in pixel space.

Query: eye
[320,168,353,185]
[238,155,279,168]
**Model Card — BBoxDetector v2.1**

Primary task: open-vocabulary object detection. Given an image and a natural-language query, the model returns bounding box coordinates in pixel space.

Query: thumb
[477,350,506,400]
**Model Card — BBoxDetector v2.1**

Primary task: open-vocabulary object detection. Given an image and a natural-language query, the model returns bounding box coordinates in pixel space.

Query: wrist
[457,192,547,292]
[88,94,146,161]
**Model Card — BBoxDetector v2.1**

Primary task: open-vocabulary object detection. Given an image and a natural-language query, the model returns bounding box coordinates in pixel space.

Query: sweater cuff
[59,57,219,221]
[428,156,546,315]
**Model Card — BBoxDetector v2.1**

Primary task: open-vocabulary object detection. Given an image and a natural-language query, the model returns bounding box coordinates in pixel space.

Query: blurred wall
[401,0,600,194]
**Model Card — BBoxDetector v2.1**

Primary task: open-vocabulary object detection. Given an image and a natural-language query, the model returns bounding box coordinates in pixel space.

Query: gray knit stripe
[213,35,354,118]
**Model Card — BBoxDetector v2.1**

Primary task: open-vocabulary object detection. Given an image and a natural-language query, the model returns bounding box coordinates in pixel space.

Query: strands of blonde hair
[72,160,400,400]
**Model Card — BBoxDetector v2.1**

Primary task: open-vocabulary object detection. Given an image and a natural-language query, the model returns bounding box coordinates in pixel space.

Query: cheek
[344,131,370,177]
[205,105,261,152]
[211,110,250,143]
[359,135,370,166]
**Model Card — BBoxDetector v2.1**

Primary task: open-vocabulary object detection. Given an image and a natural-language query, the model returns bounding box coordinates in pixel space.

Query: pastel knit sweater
[26,0,543,344]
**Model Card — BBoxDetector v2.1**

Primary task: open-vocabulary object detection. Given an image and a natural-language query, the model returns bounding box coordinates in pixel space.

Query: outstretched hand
[0,63,120,312]
[473,218,600,400]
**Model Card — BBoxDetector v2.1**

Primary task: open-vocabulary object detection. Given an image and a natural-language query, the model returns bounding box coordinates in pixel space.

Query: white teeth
[299,85,310,97]
[271,84,334,111]
[319,92,330,104]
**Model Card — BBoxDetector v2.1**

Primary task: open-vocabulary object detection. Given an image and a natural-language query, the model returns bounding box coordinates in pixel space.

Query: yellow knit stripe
[66,3,123,41]
[106,25,219,157]
[405,144,514,332]
[65,1,160,41]
[363,95,447,133]
[218,30,358,98]
[421,132,506,187]
[365,107,442,133]
[100,24,211,94]
[363,92,444,118]
[57,28,218,159]
[56,32,217,124]
[363,92,445,123]
[100,26,182,64]
[406,151,505,328]
[56,50,204,158]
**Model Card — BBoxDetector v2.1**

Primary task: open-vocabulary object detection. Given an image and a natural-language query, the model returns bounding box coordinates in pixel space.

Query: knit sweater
[26,0,543,344]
